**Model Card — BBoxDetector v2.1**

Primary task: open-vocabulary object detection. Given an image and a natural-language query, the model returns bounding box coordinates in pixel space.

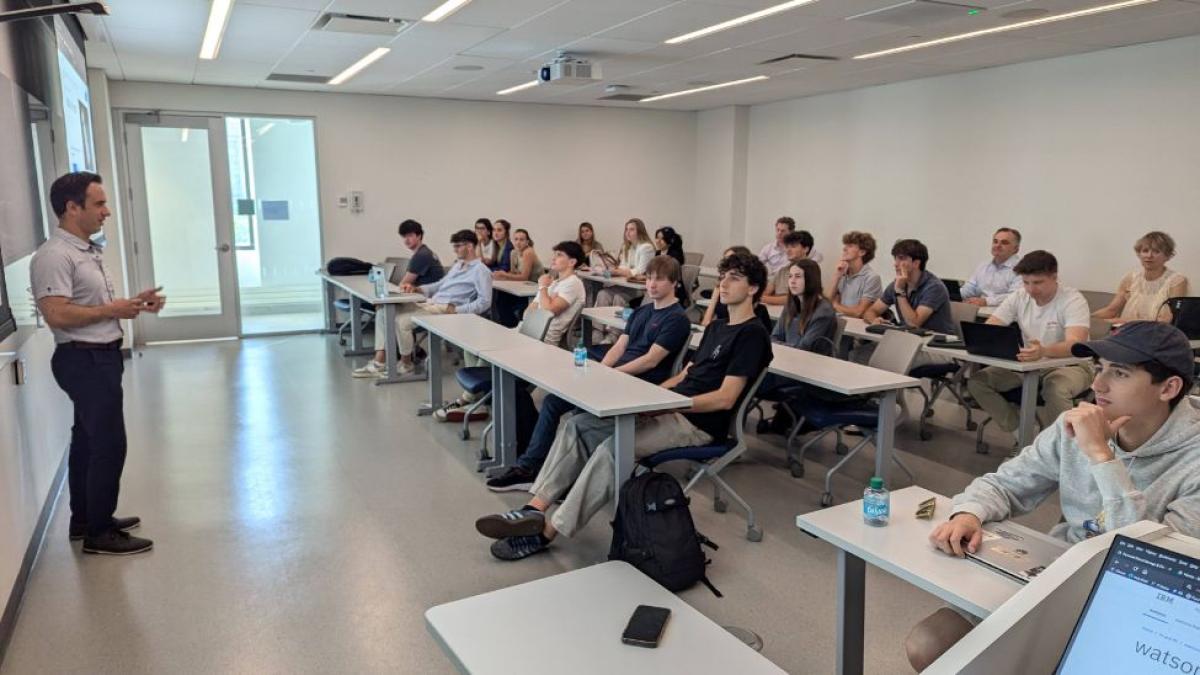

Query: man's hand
[1017,339,1043,362]
[894,274,908,293]
[835,259,849,277]
[135,287,166,313]
[869,316,886,325]
[929,513,984,557]
[538,273,552,289]
[107,298,143,320]
[1064,401,1130,463]
[400,283,416,294]
[965,297,987,307]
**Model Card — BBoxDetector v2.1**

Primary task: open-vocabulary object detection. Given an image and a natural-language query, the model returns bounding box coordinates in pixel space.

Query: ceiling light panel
[641,75,769,102]
[199,0,235,60]
[328,47,391,85]
[496,80,540,95]
[665,0,822,44]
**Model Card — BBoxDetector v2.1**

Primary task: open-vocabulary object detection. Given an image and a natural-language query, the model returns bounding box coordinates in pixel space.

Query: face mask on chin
[90,231,107,249]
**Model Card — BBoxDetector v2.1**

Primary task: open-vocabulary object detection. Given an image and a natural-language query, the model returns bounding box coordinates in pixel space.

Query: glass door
[123,113,239,342]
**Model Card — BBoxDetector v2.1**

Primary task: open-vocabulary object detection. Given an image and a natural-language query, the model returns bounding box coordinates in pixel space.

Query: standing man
[32,172,164,555]
[961,227,1022,307]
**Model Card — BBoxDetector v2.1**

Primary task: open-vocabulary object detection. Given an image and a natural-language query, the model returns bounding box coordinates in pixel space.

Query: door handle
[215,243,232,253]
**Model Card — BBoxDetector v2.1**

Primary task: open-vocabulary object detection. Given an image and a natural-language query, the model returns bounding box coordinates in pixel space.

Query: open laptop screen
[1056,534,1200,674]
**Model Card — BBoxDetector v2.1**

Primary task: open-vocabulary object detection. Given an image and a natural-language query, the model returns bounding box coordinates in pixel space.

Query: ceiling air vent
[314,12,408,36]
[758,53,839,65]
[598,93,648,101]
[846,0,986,26]
[267,73,332,84]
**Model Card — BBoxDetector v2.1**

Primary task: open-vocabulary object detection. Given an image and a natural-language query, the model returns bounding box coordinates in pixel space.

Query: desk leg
[837,550,866,675]
[874,389,898,484]
[323,279,337,333]
[1017,371,1039,449]
[612,415,635,514]
[417,333,443,415]
[375,304,400,386]
[346,295,367,356]
[479,365,516,472]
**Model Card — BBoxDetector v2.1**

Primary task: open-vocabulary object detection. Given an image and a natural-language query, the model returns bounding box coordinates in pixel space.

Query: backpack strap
[699,574,723,598]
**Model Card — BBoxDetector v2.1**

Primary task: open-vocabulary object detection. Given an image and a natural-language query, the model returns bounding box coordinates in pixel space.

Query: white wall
[744,35,1200,292]
[106,82,699,270]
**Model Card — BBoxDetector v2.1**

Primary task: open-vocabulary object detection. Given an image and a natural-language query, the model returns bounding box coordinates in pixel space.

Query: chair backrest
[385,256,410,284]
[670,333,694,375]
[728,369,770,447]
[1080,289,1115,312]
[831,316,847,347]
[1166,297,1200,339]
[681,264,701,300]
[868,329,924,375]
[518,307,555,342]
[949,301,980,338]
[684,251,704,266]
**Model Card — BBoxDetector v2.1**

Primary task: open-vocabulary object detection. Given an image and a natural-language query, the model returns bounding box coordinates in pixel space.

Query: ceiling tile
[1036,7,1200,47]
[101,0,209,37]
[242,0,332,10]
[445,0,573,29]
[900,35,1086,67]
[192,60,276,86]
[461,23,581,59]
[328,0,442,19]
[220,4,319,64]
[599,2,758,42]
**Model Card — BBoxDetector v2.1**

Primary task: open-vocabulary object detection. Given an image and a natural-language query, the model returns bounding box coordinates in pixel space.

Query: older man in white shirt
[961,227,1022,307]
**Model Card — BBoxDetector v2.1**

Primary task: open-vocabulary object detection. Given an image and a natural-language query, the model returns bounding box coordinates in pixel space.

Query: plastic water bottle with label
[863,477,890,527]
[369,265,387,298]
[573,337,587,368]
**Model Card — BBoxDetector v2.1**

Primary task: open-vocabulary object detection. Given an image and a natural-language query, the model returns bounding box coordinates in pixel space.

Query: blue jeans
[516,393,578,473]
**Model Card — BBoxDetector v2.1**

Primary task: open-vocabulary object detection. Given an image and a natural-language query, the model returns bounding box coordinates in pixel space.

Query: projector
[538,53,601,85]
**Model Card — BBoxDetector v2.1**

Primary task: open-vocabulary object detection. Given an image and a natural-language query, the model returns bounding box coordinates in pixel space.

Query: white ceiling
[79,0,1200,110]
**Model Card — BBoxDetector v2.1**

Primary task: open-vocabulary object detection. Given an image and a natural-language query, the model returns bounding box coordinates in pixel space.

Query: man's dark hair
[1014,250,1058,276]
[891,238,930,271]
[842,230,877,264]
[995,227,1022,244]
[1142,360,1193,408]
[450,229,478,246]
[398,219,423,237]
[552,240,586,270]
[724,245,753,258]
[50,171,102,218]
[646,254,681,283]
[776,216,795,231]
[475,218,493,233]
[784,230,814,252]
[718,250,768,304]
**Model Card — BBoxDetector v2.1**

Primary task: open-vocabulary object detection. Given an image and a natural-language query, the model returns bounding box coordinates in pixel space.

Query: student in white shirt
[525,241,586,347]
[961,227,1023,307]
[758,216,795,275]
[967,250,1094,445]
[474,218,496,267]
[591,218,655,343]
[1093,231,1188,323]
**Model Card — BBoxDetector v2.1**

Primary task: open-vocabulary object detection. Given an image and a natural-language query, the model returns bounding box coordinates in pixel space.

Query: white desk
[580,307,704,350]
[484,340,690,509]
[769,344,919,486]
[319,271,426,385]
[796,486,1023,675]
[492,279,539,298]
[694,297,783,320]
[578,271,647,292]
[426,561,785,675]
[411,314,525,429]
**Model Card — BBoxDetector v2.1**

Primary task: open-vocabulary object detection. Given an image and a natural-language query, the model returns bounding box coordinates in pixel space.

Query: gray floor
[0,335,1061,674]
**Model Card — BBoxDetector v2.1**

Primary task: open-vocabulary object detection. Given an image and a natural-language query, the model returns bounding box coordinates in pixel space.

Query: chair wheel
[919,429,932,441]
[966,421,978,431]
[976,442,989,455]
[788,459,805,478]
[459,429,470,441]
[835,443,849,455]
[820,492,834,507]
[714,499,728,513]
[746,527,763,542]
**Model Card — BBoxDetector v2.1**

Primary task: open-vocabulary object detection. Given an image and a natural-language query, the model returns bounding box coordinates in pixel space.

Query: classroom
[2,0,1199,673]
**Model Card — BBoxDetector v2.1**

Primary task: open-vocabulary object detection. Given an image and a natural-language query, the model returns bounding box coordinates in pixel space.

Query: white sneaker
[353,361,385,378]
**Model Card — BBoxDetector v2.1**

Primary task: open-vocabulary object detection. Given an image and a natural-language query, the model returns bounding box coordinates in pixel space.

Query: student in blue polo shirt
[484,255,692,492]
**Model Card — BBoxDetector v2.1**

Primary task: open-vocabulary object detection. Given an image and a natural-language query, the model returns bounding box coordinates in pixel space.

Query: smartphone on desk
[621,605,671,648]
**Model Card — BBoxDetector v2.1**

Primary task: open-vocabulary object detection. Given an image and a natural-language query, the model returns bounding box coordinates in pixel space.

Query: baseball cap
[1071,321,1195,387]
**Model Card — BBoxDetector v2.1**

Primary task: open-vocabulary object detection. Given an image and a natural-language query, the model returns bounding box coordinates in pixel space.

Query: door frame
[119,111,241,343]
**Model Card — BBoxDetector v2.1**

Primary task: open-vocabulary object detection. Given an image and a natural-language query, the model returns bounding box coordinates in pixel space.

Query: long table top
[769,343,920,396]
[318,271,425,304]
[412,314,522,353]
[578,271,646,291]
[492,280,539,298]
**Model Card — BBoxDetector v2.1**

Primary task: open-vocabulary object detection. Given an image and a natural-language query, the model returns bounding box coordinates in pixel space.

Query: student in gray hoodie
[906,321,1200,671]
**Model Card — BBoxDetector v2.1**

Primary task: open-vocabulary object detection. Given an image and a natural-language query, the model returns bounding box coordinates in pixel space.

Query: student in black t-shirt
[702,245,774,332]
[474,251,773,561]
[485,256,693,492]
[396,219,444,287]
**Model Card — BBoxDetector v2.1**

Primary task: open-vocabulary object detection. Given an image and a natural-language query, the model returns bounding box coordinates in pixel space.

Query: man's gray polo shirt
[30,228,122,344]
[837,263,883,307]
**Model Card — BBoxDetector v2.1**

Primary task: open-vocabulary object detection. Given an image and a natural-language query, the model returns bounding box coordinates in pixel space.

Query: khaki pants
[967,363,1094,433]
[373,303,447,357]
[531,411,712,538]
[591,287,639,344]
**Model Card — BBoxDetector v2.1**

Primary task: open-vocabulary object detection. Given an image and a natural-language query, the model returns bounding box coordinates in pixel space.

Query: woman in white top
[1094,231,1188,323]
[590,218,655,344]
[475,218,497,267]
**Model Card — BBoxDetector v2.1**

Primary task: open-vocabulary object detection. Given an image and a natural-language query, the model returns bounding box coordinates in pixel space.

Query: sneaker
[82,530,153,556]
[475,508,545,539]
[352,361,385,378]
[490,535,550,561]
[485,467,536,493]
[70,516,140,541]
[434,405,489,423]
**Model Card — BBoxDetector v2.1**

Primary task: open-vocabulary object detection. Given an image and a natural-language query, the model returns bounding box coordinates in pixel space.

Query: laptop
[943,279,964,302]
[1055,534,1200,674]
[961,321,1024,360]
[966,520,1070,583]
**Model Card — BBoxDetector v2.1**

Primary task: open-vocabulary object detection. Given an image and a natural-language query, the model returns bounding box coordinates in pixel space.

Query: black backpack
[609,471,721,596]
[326,256,373,276]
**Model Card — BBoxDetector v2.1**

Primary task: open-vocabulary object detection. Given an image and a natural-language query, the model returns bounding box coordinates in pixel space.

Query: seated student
[960,227,1022,307]
[906,321,1200,671]
[759,216,796,276]
[492,228,545,327]
[762,231,815,306]
[828,230,883,319]
[576,221,604,267]
[394,219,444,287]
[702,246,774,333]
[591,218,656,344]
[863,238,956,334]
[474,218,496,267]
[967,250,1093,448]
[484,255,692,491]
[488,219,514,272]
[474,252,773,560]
[654,226,690,307]
[353,229,491,378]
[1093,231,1188,323]
[756,260,837,411]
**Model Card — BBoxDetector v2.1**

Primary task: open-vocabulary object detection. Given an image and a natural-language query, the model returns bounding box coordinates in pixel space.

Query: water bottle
[863,477,890,527]
[369,265,386,298]
[573,338,587,368]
